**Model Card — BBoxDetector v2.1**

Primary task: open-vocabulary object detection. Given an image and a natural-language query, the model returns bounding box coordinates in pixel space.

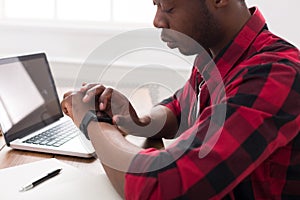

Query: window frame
[0,0,156,28]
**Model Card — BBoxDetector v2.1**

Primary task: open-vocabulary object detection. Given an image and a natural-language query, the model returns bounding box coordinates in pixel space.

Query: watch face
[96,111,109,118]
[96,111,113,124]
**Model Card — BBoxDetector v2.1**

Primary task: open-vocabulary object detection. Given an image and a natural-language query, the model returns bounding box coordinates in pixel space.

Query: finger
[113,114,144,134]
[80,83,99,93]
[113,115,131,126]
[99,87,113,111]
[82,84,106,103]
[61,97,73,118]
[61,101,68,115]
[138,115,151,126]
[63,91,73,99]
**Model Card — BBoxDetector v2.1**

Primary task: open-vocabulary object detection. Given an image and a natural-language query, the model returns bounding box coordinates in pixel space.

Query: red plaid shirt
[125,7,300,200]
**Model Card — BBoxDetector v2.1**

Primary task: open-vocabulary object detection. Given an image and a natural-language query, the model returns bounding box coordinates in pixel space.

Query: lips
[167,41,178,49]
[161,35,177,49]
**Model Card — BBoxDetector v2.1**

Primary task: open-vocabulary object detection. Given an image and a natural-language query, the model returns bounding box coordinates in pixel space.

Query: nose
[153,9,168,29]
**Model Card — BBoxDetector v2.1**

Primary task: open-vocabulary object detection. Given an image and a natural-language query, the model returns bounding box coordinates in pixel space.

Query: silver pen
[19,168,62,192]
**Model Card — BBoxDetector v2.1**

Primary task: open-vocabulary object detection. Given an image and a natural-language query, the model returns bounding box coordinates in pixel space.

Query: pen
[19,168,62,192]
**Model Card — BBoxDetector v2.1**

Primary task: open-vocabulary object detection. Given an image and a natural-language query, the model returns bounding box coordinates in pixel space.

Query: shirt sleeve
[158,92,182,126]
[125,62,300,200]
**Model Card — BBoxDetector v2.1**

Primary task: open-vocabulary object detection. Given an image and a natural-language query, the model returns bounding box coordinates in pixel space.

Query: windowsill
[0,19,154,35]
[0,18,161,65]
[0,18,192,88]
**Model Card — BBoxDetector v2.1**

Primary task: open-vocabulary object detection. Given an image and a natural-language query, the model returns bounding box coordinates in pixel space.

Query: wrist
[79,110,113,140]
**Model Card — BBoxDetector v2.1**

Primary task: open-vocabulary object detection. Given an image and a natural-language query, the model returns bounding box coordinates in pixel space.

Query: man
[61,0,300,199]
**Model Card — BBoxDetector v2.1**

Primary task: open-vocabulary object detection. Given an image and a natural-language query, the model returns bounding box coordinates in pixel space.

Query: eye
[161,2,174,14]
[164,7,174,13]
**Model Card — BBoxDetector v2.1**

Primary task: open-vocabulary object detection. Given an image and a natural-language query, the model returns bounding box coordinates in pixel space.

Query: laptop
[0,53,95,158]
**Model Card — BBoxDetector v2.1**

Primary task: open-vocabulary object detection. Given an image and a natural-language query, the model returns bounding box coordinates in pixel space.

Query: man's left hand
[61,91,94,127]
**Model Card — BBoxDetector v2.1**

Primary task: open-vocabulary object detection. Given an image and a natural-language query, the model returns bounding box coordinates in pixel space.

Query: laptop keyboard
[23,121,79,147]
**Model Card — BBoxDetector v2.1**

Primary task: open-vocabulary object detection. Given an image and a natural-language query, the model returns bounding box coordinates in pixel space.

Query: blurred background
[0,0,298,104]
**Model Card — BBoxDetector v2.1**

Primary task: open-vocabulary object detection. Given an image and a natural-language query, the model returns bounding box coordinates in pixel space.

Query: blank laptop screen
[0,53,63,144]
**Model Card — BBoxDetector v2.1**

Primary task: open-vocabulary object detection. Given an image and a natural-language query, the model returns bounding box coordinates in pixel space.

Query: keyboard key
[23,121,80,147]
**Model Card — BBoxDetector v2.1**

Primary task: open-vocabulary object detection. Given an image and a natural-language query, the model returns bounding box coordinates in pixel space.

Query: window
[5,0,55,19]
[0,0,156,25]
[57,0,111,21]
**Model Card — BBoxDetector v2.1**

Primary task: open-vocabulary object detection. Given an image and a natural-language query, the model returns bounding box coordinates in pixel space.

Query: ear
[213,0,229,8]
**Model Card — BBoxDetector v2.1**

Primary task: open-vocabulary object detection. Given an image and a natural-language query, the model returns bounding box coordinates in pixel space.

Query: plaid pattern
[125,7,300,200]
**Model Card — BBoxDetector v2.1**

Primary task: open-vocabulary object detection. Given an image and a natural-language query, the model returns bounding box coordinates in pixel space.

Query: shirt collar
[194,7,266,82]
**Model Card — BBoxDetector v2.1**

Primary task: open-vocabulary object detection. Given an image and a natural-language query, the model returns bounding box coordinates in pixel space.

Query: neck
[210,6,251,58]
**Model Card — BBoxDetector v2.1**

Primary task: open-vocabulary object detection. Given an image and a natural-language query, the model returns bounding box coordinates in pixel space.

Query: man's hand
[61,91,95,127]
[80,83,151,134]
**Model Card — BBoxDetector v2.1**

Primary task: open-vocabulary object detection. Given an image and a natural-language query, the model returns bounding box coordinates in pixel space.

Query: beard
[160,1,222,56]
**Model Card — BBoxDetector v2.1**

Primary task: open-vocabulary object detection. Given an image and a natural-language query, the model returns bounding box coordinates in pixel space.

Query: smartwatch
[79,110,113,140]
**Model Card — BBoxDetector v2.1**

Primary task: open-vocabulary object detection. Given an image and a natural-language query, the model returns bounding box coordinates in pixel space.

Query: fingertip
[80,86,88,93]
[99,102,105,110]
[82,94,89,102]
[112,115,119,125]
[114,115,126,126]
[141,115,151,125]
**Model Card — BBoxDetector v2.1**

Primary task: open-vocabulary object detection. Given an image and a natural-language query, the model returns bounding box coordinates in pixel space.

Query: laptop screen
[0,53,63,143]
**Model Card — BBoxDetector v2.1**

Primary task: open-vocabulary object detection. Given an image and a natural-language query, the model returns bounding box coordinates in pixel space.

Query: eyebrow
[153,0,160,5]
[153,0,173,6]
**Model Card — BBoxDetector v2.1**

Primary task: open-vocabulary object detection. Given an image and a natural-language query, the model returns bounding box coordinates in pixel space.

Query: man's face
[153,0,221,55]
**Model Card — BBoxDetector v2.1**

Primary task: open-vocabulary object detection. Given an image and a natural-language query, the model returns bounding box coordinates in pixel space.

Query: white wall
[246,0,300,47]
[0,1,298,90]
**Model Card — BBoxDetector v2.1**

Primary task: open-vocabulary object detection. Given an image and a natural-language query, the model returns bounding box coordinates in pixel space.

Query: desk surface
[0,134,104,175]
[0,133,150,175]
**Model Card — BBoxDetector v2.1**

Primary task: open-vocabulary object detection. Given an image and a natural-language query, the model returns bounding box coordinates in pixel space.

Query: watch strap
[79,110,98,140]
[79,110,113,140]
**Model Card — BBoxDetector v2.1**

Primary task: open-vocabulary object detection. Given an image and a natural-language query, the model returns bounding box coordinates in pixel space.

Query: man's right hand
[80,83,151,135]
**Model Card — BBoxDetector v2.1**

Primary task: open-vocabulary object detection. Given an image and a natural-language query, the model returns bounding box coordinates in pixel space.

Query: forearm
[87,122,141,198]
